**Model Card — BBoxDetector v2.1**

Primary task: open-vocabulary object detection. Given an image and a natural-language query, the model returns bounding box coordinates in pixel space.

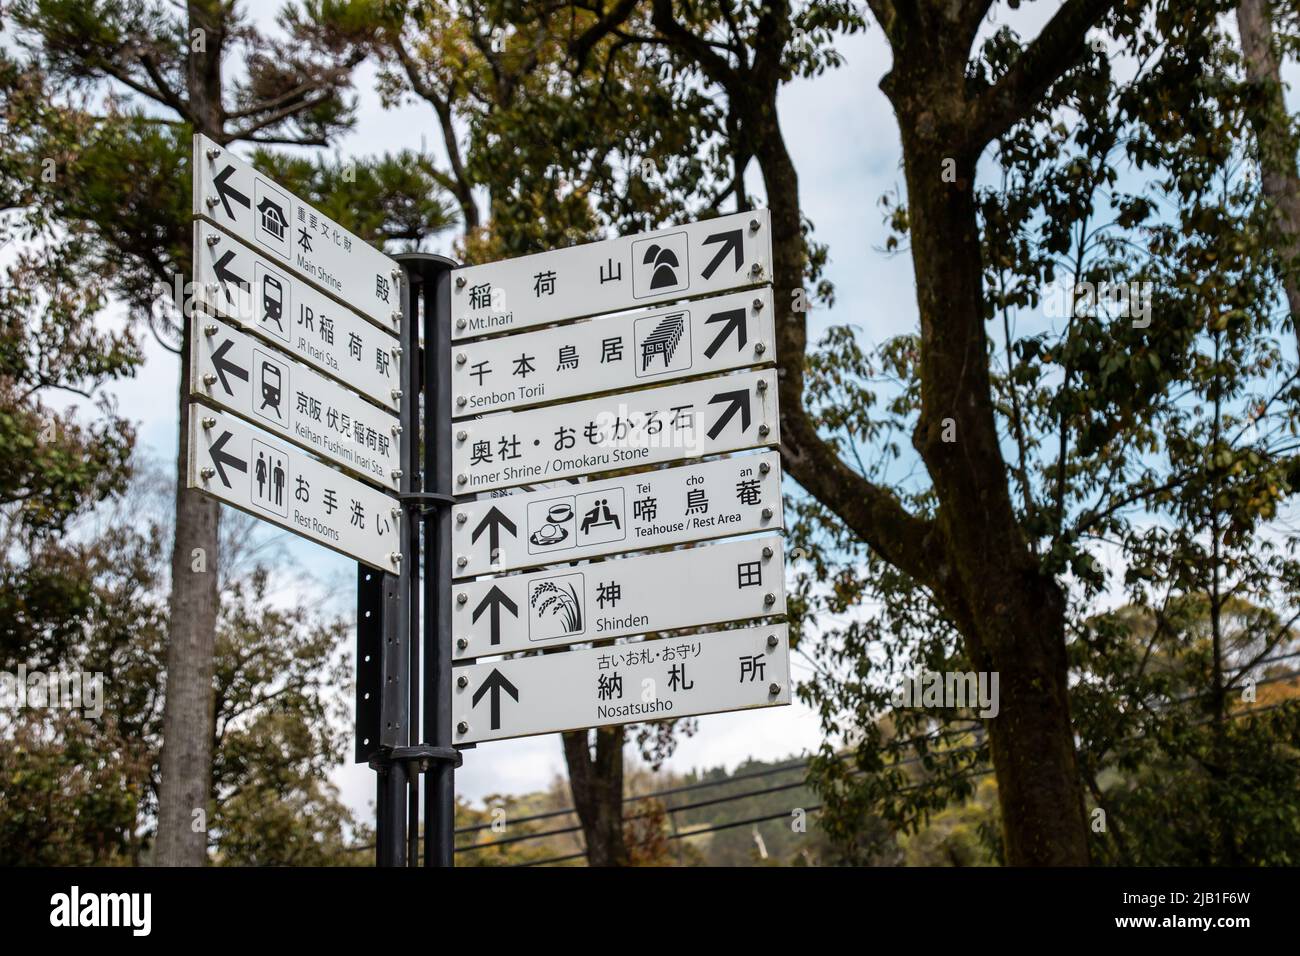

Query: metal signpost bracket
[354,566,387,767]
[399,490,458,515]
[370,745,465,772]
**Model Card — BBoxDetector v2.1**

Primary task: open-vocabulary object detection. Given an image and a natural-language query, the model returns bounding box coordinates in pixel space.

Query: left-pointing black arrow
[213,250,249,303]
[707,388,752,440]
[210,339,248,395]
[703,308,748,359]
[208,431,247,489]
[472,585,519,646]
[212,164,250,220]
[471,668,519,731]
[701,228,744,280]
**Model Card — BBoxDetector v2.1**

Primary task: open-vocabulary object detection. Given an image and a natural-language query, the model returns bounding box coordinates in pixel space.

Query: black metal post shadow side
[360,253,461,867]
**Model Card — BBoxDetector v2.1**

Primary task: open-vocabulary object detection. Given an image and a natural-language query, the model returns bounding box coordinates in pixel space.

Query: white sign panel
[453,288,774,416]
[453,451,783,577]
[453,536,784,659]
[454,369,779,493]
[192,133,398,329]
[186,406,400,570]
[193,221,399,410]
[454,623,790,744]
[190,317,399,489]
[452,209,772,340]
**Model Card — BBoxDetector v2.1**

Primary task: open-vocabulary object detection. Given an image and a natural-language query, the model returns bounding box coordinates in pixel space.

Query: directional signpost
[446,206,788,759]
[452,209,772,339]
[454,623,791,744]
[188,135,402,569]
[187,132,788,866]
[453,450,783,576]
[186,136,441,867]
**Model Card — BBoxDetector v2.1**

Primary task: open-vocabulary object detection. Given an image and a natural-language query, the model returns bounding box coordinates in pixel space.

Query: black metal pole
[375,260,420,868]
[401,263,422,867]
[394,253,458,867]
[424,259,456,867]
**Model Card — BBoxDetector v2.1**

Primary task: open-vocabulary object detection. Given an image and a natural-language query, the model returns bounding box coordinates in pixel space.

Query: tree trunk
[1237,0,1300,352]
[643,0,1111,868]
[901,133,1091,865]
[562,726,628,866]
[750,77,1091,862]
[155,0,224,866]
[155,362,221,865]
[977,607,1090,865]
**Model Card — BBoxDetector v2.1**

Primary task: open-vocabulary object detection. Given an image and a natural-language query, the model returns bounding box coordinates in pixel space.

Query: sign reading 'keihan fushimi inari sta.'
[447,212,790,745]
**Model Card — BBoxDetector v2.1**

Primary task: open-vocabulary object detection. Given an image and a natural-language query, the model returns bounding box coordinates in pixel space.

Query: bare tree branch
[970,0,1120,148]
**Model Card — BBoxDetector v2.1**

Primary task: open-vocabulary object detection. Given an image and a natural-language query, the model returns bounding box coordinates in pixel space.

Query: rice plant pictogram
[530,578,583,634]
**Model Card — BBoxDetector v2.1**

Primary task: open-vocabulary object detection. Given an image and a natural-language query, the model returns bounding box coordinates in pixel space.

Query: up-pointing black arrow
[471,506,518,557]
[701,228,744,280]
[471,668,519,730]
[212,164,250,220]
[703,308,748,359]
[213,250,249,303]
[208,431,247,489]
[472,585,519,646]
[210,339,249,395]
[707,388,752,440]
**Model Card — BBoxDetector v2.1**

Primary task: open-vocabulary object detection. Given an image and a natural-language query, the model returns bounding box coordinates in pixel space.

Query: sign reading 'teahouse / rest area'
[451,450,784,577]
